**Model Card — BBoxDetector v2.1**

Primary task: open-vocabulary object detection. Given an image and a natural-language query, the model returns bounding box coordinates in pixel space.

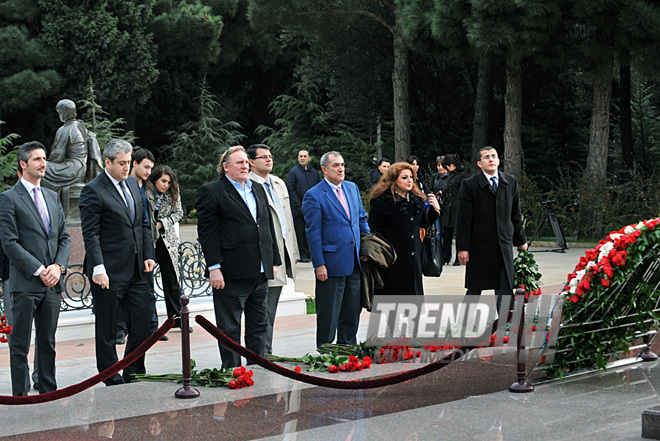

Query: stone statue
[42,99,103,223]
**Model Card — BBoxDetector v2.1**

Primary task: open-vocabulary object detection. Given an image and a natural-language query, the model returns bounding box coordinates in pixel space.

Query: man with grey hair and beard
[79,139,155,385]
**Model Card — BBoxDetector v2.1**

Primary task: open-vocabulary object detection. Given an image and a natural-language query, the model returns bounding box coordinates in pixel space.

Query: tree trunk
[619,52,634,174]
[503,53,523,177]
[471,56,491,164]
[584,59,613,189]
[392,16,411,162]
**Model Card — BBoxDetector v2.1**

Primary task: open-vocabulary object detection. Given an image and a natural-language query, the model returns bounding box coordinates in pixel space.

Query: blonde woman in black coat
[368,162,440,296]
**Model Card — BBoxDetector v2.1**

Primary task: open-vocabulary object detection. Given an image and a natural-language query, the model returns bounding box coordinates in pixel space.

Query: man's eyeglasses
[254,154,274,160]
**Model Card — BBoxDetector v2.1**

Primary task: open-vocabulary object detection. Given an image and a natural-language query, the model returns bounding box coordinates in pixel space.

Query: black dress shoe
[116,334,126,345]
[33,382,39,391]
[160,334,169,341]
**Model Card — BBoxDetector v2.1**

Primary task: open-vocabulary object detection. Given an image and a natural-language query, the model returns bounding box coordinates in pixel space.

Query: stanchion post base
[642,349,659,362]
[175,387,200,399]
[509,382,534,393]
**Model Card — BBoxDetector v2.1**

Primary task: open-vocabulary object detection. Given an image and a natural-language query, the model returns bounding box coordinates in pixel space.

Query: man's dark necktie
[490,177,498,193]
[120,181,135,221]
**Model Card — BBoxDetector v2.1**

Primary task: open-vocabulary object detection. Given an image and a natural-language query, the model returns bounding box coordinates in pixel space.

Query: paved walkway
[4,230,654,440]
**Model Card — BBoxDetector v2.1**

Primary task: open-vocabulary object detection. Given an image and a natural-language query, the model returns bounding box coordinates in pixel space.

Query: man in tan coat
[247,144,299,354]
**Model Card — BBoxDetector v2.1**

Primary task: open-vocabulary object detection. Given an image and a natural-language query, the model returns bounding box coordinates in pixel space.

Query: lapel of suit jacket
[222,176,253,221]
[15,182,49,236]
[42,188,60,236]
[495,172,511,204]
[100,172,134,222]
[126,177,141,225]
[477,173,496,196]
[322,180,350,222]
[249,172,277,214]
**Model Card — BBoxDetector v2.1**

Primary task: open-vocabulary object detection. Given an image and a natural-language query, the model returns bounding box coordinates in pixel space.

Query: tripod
[527,201,568,253]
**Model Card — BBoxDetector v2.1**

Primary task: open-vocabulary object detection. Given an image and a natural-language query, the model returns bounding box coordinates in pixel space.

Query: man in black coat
[456,147,527,310]
[195,146,281,368]
[79,139,155,385]
[286,149,320,262]
[441,154,469,266]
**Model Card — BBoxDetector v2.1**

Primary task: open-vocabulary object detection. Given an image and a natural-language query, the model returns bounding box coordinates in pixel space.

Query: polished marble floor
[1,353,658,440]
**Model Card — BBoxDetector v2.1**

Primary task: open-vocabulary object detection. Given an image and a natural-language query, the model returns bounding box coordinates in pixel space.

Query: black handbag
[422,212,443,277]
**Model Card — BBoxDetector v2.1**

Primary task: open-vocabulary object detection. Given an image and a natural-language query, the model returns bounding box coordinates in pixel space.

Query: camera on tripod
[528,199,567,252]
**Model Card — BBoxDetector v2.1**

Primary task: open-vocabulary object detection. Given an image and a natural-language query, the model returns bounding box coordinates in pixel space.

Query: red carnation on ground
[362,357,372,368]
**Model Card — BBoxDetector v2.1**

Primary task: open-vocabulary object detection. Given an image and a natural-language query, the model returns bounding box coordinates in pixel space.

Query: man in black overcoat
[455,147,527,310]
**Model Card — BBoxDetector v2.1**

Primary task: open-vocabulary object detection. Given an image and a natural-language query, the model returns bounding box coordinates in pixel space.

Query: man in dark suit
[303,151,370,349]
[79,139,155,385]
[286,149,320,262]
[0,141,71,395]
[195,146,281,368]
[440,154,469,266]
[456,146,527,310]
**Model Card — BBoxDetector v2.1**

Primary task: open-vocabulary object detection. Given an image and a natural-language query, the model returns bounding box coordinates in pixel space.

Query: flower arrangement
[270,348,373,373]
[134,359,255,389]
[561,219,658,302]
[542,217,660,377]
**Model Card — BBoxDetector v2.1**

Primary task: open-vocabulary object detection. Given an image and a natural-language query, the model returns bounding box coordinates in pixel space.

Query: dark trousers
[466,265,513,311]
[265,285,283,354]
[4,282,39,387]
[117,271,158,336]
[92,263,151,385]
[212,275,269,369]
[155,237,182,326]
[9,290,60,395]
[315,261,361,349]
[293,217,310,260]
[442,226,454,264]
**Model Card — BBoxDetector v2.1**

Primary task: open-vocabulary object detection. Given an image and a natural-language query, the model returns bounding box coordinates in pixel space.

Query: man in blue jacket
[303,151,370,348]
[286,150,320,262]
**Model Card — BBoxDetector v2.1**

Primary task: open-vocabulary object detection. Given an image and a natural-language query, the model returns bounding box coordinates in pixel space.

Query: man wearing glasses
[247,144,299,355]
[456,146,527,311]
[195,146,281,368]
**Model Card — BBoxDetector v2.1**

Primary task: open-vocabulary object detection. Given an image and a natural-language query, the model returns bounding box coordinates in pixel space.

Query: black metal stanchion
[175,294,200,398]
[510,289,534,393]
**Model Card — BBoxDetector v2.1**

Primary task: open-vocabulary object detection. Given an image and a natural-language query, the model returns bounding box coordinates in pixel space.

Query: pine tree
[166,76,245,211]
[78,78,136,150]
